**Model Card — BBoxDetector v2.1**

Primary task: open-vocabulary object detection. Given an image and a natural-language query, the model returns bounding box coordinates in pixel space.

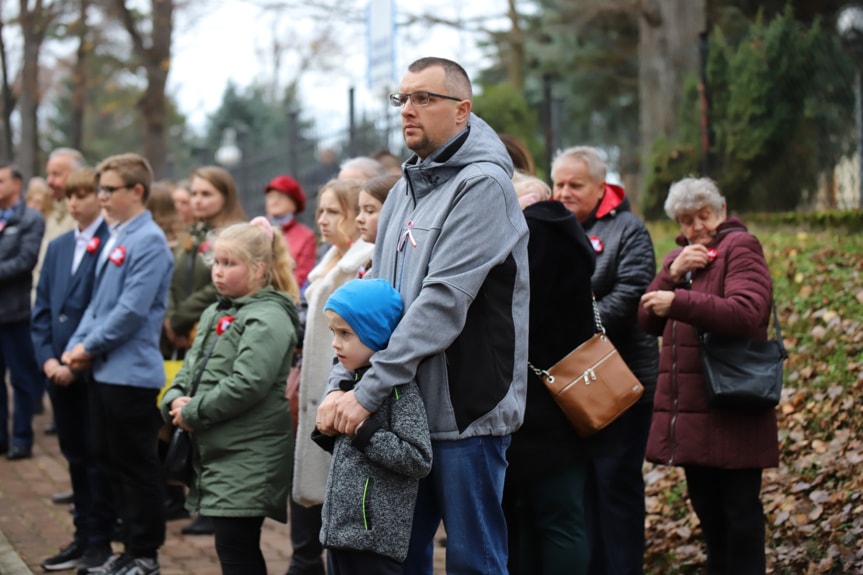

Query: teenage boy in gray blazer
[64,153,173,575]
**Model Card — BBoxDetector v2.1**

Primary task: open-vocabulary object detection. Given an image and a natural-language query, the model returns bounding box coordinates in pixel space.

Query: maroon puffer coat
[638,217,779,469]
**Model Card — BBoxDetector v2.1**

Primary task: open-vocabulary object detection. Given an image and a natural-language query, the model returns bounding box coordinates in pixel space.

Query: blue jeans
[403,435,511,575]
[0,320,42,449]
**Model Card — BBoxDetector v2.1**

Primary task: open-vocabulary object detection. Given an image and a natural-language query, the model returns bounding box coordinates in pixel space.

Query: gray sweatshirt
[329,113,530,440]
[313,375,432,562]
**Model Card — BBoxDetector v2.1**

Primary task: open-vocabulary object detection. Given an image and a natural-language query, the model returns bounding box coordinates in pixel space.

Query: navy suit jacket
[31,219,111,369]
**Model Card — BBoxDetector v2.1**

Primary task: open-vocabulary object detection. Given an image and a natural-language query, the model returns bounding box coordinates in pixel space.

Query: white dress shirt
[72,216,104,275]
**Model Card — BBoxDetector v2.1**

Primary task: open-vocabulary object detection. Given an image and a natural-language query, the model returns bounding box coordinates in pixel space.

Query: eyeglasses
[97,184,131,195]
[389,91,462,108]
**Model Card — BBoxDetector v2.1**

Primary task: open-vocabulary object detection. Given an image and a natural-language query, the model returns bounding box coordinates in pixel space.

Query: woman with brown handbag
[503,173,597,574]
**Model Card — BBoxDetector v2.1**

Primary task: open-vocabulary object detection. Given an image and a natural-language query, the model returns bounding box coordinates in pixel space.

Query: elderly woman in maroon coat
[638,177,778,575]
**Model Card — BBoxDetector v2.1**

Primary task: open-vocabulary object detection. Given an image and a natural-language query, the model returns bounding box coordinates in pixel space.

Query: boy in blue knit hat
[312,278,432,575]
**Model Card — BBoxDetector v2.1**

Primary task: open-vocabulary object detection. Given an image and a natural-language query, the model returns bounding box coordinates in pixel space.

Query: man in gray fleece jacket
[317,57,530,574]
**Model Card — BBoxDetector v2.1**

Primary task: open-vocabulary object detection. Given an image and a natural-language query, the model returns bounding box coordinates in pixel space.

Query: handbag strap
[684,271,787,359]
[527,293,605,381]
[187,329,222,398]
[590,293,606,335]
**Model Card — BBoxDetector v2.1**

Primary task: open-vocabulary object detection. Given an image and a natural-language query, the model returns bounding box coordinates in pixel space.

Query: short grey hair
[339,157,386,180]
[49,148,86,169]
[550,146,606,183]
[664,177,725,221]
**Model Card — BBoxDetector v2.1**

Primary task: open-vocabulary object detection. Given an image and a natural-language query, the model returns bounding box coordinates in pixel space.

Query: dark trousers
[586,401,653,575]
[213,516,266,575]
[90,380,165,558]
[327,549,401,575]
[684,466,766,575]
[0,320,42,448]
[505,462,590,575]
[287,498,325,575]
[48,378,115,548]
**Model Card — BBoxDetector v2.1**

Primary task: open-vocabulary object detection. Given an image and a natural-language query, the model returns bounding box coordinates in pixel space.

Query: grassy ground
[642,221,863,574]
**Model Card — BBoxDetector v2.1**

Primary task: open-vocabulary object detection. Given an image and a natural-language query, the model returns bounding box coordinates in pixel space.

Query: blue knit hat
[324,278,403,352]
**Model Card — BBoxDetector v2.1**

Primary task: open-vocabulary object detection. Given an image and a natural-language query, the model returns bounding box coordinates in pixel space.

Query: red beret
[265,175,306,213]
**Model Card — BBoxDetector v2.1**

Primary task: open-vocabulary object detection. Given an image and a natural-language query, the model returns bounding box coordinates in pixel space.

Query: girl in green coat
[161,217,300,575]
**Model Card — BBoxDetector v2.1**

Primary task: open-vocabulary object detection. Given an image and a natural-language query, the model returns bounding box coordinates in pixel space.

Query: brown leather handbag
[528,297,644,437]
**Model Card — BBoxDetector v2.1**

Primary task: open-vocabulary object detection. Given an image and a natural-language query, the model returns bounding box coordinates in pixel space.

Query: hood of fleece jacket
[401,113,514,200]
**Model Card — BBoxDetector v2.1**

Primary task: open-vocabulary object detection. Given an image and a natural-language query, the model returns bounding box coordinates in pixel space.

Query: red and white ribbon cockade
[216,316,235,335]
[86,236,101,254]
[109,245,126,266]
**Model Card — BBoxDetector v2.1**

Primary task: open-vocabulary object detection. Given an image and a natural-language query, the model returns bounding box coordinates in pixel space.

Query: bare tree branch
[110,0,146,58]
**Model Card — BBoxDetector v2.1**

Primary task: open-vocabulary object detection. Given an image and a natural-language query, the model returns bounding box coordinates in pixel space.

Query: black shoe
[82,552,125,574]
[45,420,58,435]
[52,490,74,505]
[6,445,32,460]
[41,540,85,571]
[180,515,214,535]
[75,544,113,574]
[88,553,159,575]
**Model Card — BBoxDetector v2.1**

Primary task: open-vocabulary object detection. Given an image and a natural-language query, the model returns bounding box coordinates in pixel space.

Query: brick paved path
[0,405,446,574]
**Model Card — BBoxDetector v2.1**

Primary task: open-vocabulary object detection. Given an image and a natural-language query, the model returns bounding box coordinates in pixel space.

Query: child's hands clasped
[170,396,194,432]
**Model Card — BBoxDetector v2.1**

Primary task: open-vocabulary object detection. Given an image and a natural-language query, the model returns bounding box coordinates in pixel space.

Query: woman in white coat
[289,178,374,575]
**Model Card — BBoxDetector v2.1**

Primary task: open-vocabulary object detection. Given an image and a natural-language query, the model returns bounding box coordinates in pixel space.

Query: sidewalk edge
[0,529,34,575]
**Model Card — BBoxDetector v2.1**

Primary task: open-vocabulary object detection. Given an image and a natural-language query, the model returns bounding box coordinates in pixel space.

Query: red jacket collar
[595,183,626,219]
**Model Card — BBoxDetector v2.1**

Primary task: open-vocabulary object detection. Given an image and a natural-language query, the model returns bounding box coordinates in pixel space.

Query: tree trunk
[69,0,88,151]
[0,10,15,160]
[505,0,524,92]
[17,0,52,180]
[113,0,173,178]
[638,0,706,164]
[139,62,169,176]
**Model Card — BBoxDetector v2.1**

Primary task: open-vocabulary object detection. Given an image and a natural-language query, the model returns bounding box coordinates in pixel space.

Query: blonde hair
[211,221,299,302]
[25,177,54,218]
[511,171,551,200]
[317,179,362,241]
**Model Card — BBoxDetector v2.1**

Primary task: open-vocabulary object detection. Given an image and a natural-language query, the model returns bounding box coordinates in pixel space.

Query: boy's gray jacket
[330,113,530,440]
[316,381,432,561]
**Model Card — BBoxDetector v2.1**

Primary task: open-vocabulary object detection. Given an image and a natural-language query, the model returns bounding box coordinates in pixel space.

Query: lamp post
[215,128,242,169]
[837,5,863,208]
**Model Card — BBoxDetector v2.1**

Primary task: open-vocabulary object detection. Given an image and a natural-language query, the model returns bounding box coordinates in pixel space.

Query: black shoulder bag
[686,271,787,411]
[164,332,221,487]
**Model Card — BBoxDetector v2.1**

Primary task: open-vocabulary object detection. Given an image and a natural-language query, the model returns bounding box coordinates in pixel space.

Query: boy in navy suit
[63,154,173,575]
[32,166,116,572]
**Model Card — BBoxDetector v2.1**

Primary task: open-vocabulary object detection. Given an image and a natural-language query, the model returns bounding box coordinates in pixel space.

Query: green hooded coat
[161,286,299,522]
